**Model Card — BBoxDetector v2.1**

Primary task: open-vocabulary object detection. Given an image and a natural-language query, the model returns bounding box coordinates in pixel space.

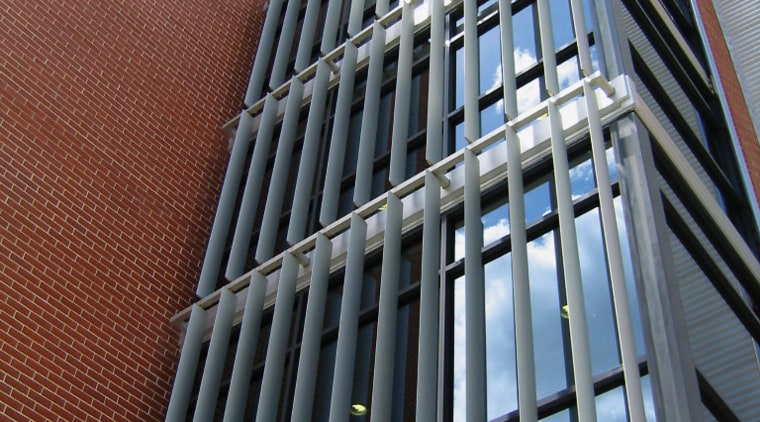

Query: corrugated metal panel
[621,5,722,202]
[713,0,760,140]
[662,180,760,421]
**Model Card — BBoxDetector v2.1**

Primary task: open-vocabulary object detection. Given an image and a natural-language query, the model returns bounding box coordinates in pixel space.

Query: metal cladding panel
[621,6,721,202]
[665,193,760,421]
[714,0,760,139]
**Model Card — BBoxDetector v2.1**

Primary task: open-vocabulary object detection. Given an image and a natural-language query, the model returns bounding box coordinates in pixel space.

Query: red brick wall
[696,0,760,202]
[0,0,264,420]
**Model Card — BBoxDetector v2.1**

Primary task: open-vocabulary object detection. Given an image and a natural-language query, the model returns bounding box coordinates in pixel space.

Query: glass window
[375,92,393,155]
[484,254,518,418]
[454,47,465,110]
[577,208,620,375]
[453,254,518,420]
[479,25,502,96]
[517,78,542,115]
[453,200,509,262]
[614,196,646,356]
[525,182,553,225]
[528,231,569,399]
[595,386,627,421]
[343,110,363,177]
[550,0,575,48]
[481,100,506,136]
[570,155,595,199]
[514,4,539,74]
[557,55,580,91]
[312,341,337,419]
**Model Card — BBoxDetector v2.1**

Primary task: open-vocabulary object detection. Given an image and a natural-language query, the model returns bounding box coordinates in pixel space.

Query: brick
[0,0,266,420]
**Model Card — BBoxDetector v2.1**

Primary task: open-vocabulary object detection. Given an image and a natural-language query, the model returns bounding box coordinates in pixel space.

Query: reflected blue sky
[454,198,651,420]
[447,2,650,419]
[452,190,649,420]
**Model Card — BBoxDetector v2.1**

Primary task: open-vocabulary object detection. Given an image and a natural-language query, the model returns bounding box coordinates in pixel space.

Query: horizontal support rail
[170,73,632,329]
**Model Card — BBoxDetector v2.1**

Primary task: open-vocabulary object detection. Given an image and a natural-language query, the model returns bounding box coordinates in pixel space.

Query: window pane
[313,342,337,419]
[570,156,595,199]
[351,321,376,418]
[481,100,506,136]
[453,274,466,421]
[517,78,542,115]
[525,182,552,225]
[338,187,354,216]
[371,168,387,199]
[595,385,627,421]
[541,407,572,421]
[557,55,580,91]
[485,254,518,419]
[514,4,539,73]
[577,208,620,375]
[550,0,575,48]
[343,110,363,177]
[453,121,466,153]
[614,196,646,356]
[392,301,420,419]
[453,254,518,421]
[642,375,658,421]
[479,25,502,95]
[454,47,464,110]
[479,0,498,15]
[528,231,570,399]
[453,200,509,262]
[375,92,393,155]
[606,147,618,182]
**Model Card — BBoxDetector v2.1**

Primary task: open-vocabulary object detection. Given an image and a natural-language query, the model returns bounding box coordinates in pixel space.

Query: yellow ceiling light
[350,403,367,416]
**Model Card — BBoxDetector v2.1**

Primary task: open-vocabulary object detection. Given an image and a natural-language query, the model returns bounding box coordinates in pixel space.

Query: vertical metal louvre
[463,0,480,143]
[192,288,236,421]
[353,19,388,207]
[226,95,278,281]
[537,0,559,96]
[464,149,487,421]
[369,193,403,421]
[255,254,301,421]
[389,1,414,186]
[244,0,284,105]
[584,79,647,421]
[254,79,304,263]
[222,271,268,420]
[290,234,334,421]
[328,213,368,422]
[416,171,442,422]
[547,100,597,421]
[425,0,444,164]
[286,0,344,243]
[268,0,302,89]
[197,110,255,295]
[499,2,538,421]
[319,0,366,226]
[165,305,207,421]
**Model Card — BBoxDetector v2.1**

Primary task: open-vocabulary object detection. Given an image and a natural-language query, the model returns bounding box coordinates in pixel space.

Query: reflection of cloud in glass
[454,255,518,421]
[492,48,586,118]
[570,159,595,200]
[454,218,509,261]
[453,199,647,419]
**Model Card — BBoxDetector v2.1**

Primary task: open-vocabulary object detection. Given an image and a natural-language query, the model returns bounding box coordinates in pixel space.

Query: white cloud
[492,48,584,119]
[453,217,509,261]
[451,197,648,417]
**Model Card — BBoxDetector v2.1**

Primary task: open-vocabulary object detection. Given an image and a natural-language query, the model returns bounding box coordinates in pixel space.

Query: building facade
[166,0,760,420]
